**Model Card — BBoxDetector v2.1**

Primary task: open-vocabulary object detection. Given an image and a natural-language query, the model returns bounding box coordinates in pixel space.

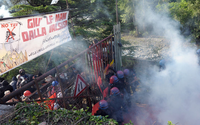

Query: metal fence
[0,34,117,111]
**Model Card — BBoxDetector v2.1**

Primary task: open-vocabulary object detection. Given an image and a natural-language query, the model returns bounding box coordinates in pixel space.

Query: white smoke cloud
[133,0,200,124]
[0,5,11,18]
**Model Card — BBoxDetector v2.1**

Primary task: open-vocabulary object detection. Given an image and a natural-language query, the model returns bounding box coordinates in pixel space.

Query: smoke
[0,5,11,18]
[133,0,200,124]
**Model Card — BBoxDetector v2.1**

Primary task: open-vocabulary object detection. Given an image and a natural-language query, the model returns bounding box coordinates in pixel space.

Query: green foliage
[1,102,118,125]
[157,0,200,40]
[10,5,60,17]
[168,121,175,125]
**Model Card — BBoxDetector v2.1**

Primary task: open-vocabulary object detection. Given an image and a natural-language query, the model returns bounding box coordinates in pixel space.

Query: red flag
[92,101,100,115]
[97,76,103,94]
[103,87,108,99]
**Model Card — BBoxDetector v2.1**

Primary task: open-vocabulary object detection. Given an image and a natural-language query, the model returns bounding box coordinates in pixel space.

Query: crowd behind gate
[0,37,178,125]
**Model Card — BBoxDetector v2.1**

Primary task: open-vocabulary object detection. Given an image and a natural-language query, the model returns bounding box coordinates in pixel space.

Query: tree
[168,0,200,40]
[118,0,139,35]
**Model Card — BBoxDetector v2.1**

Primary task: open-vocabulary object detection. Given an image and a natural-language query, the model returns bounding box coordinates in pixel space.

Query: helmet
[99,100,108,110]
[123,69,130,77]
[110,75,119,84]
[52,81,59,86]
[159,59,165,67]
[19,69,25,75]
[197,49,200,55]
[110,87,120,96]
[117,71,124,79]
[24,90,31,97]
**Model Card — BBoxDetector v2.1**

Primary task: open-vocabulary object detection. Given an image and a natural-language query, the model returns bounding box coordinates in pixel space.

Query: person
[124,69,131,94]
[0,80,13,98]
[124,69,139,94]
[105,66,117,83]
[22,90,32,101]
[0,77,4,87]
[16,69,36,93]
[16,69,30,89]
[93,39,98,45]
[94,100,112,118]
[159,59,166,71]
[18,69,29,80]
[196,49,200,65]
[45,75,53,83]
[4,90,19,103]
[108,87,127,125]
[103,75,119,99]
[116,70,126,92]
[0,77,4,82]
[10,76,18,90]
[123,69,135,107]
[117,70,124,81]
[116,70,131,107]
[47,81,60,97]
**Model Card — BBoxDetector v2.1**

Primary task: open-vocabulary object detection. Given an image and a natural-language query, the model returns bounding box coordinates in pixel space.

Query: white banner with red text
[0,11,71,75]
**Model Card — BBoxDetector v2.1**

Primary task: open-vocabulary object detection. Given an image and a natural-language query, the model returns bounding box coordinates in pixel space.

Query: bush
[0,102,118,125]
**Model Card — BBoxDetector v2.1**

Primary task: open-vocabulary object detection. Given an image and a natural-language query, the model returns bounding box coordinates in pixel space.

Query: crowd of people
[0,69,44,102]
[0,67,78,111]
[94,66,140,125]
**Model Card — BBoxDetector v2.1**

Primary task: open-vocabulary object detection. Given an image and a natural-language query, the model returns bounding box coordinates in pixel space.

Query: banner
[51,0,59,4]
[0,11,72,75]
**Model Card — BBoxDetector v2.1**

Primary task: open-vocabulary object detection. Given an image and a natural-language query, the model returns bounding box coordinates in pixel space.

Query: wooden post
[66,0,69,9]
[118,23,122,68]
[55,67,67,109]
[34,79,43,102]
[116,0,119,24]
[113,23,122,70]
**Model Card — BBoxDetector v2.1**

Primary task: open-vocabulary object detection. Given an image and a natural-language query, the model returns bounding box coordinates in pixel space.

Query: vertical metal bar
[97,44,101,77]
[97,45,101,77]
[100,42,104,78]
[98,45,101,76]
[108,38,112,63]
[86,51,92,84]
[34,79,43,102]
[55,67,67,109]
[106,39,109,65]
[95,45,99,77]
[111,37,113,61]
[88,50,94,82]
[92,48,97,82]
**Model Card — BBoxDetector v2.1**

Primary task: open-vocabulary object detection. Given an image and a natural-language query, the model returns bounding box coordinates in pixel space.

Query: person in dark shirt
[0,80,13,98]
[104,75,119,100]
[116,70,131,107]
[116,70,127,94]
[0,77,4,82]
[10,76,17,90]
[124,69,139,94]
[108,87,127,125]
[94,100,112,118]
[159,59,166,72]
[105,66,116,83]
[0,77,5,88]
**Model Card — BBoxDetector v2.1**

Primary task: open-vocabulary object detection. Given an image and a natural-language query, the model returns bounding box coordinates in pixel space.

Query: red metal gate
[0,34,115,111]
